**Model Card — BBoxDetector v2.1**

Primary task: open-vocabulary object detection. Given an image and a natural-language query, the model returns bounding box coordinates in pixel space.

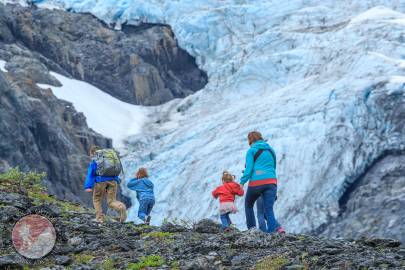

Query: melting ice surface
[28,0,405,230]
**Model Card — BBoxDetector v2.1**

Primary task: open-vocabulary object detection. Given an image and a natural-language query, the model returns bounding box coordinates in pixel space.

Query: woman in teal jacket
[240,131,284,233]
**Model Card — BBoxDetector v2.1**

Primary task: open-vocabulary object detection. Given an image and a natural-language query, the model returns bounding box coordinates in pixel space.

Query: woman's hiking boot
[276,227,286,234]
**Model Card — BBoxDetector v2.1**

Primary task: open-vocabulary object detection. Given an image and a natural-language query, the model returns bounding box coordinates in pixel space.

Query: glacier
[10,0,405,232]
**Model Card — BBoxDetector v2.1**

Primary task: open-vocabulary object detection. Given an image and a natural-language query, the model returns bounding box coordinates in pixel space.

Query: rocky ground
[0,177,404,270]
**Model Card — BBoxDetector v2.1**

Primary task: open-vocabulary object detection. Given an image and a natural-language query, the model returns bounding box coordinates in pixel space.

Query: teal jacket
[240,140,277,186]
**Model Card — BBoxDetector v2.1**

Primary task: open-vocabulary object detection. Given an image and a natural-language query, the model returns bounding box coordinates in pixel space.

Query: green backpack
[93,149,122,177]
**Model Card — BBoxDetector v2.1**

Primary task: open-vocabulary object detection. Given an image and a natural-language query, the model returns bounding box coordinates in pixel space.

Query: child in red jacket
[212,171,244,230]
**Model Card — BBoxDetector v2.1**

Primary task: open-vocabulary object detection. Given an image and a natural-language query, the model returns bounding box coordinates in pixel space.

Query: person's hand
[85,188,92,193]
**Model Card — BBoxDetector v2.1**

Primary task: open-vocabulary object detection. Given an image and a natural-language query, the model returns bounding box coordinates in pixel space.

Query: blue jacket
[84,161,120,189]
[127,177,155,201]
[240,140,277,186]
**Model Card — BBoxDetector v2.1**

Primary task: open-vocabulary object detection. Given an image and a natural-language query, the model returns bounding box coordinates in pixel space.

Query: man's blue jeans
[256,196,268,232]
[245,184,280,232]
[220,212,232,229]
[138,198,155,221]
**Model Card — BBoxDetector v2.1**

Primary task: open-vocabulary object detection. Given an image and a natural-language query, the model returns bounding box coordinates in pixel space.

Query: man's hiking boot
[145,215,151,225]
[91,218,104,227]
[119,207,127,223]
[92,218,104,224]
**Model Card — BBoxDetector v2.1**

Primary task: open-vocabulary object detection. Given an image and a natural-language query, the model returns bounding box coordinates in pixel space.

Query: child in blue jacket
[127,167,155,224]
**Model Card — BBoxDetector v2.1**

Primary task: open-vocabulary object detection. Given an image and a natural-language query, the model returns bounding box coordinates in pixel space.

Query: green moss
[170,260,180,270]
[128,223,153,234]
[28,190,57,204]
[126,222,138,230]
[141,231,174,239]
[0,168,87,214]
[101,258,115,270]
[74,253,95,264]
[59,200,86,212]
[137,224,152,230]
[0,167,46,194]
[127,255,165,270]
[255,255,289,270]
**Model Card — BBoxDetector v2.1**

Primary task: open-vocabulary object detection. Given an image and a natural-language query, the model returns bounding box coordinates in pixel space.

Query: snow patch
[349,6,404,25]
[38,72,148,148]
[0,60,7,72]
[390,76,405,83]
[0,0,29,6]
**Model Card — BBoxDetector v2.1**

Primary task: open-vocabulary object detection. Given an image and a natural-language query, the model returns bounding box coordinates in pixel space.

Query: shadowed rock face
[320,153,405,243]
[0,69,110,205]
[0,3,207,105]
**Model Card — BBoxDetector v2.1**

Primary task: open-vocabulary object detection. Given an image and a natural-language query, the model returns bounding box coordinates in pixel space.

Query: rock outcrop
[0,64,110,205]
[0,3,207,105]
[1,189,404,269]
[320,153,405,243]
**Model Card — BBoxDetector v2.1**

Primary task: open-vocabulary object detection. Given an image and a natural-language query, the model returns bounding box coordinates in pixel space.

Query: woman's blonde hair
[222,170,235,183]
[136,167,148,179]
[248,131,263,146]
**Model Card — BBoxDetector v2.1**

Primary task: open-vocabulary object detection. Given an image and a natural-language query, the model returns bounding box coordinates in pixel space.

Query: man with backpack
[84,146,127,223]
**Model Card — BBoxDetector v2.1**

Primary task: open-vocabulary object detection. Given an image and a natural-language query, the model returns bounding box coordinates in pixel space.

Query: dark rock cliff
[0,3,207,105]
[320,153,405,243]
[0,66,110,205]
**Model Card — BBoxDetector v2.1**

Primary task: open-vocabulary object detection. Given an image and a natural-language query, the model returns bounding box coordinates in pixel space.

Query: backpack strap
[253,149,276,169]
[253,149,264,162]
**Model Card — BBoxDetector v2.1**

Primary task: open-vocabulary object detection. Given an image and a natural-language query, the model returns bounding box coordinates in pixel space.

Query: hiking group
[84,131,284,233]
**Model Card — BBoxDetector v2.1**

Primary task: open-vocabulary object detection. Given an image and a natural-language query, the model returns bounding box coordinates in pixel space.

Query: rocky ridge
[0,3,207,105]
[0,186,404,270]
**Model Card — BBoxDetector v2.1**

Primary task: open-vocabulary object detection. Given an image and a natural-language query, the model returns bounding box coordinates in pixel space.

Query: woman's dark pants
[245,184,280,232]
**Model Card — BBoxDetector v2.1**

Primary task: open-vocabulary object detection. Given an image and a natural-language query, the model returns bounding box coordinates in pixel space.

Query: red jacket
[212,182,244,203]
